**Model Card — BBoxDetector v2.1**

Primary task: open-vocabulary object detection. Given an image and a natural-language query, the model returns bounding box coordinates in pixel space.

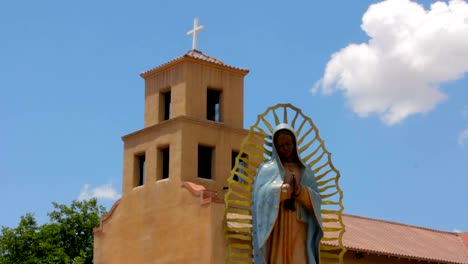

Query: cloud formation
[78,183,120,201]
[313,0,468,125]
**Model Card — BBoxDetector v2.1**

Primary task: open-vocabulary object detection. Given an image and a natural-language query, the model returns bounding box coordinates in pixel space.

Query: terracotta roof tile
[461,232,468,247]
[140,49,249,77]
[339,214,468,264]
[185,49,225,65]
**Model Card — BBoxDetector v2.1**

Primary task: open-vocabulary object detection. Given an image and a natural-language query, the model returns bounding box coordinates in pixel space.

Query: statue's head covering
[271,123,306,169]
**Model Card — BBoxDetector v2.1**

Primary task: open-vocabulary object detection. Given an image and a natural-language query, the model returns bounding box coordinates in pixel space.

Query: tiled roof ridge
[184,49,225,64]
[344,213,461,235]
[140,49,248,77]
[184,49,248,72]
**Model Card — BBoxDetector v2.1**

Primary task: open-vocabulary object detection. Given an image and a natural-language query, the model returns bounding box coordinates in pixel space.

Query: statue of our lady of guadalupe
[224,104,345,264]
[252,124,323,264]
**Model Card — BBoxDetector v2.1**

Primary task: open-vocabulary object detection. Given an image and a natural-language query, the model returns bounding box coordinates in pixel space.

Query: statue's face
[275,133,295,162]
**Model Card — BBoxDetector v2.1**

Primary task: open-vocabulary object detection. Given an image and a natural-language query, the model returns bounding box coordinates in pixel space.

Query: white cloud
[78,183,120,201]
[458,128,468,145]
[313,0,468,125]
[453,228,462,233]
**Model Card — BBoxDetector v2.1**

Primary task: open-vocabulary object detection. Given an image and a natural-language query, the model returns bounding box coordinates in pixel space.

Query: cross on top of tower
[187,18,204,50]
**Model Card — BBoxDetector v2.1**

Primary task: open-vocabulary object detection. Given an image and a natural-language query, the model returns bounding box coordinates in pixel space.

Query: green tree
[0,198,107,264]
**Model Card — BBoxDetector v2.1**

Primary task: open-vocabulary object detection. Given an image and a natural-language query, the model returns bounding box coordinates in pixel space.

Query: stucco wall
[95,117,248,264]
[94,181,226,263]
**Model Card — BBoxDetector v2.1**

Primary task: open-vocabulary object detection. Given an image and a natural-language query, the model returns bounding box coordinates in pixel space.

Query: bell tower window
[207,89,221,122]
[160,90,171,121]
[198,145,214,179]
[158,146,170,180]
[134,153,146,187]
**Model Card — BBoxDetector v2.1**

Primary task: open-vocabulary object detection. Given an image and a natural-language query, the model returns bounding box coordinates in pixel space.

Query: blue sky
[1,0,467,232]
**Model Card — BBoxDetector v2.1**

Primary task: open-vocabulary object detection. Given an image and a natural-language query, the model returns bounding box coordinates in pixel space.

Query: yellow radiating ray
[297,127,313,146]
[291,110,300,128]
[308,151,327,167]
[231,244,253,250]
[283,105,288,124]
[272,108,280,125]
[228,208,251,215]
[315,169,334,182]
[296,119,307,136]
[298,136,316,154]
[301,143,321,160]
[319,184,337,193]
[260,116,273,132]
[322,191,339,199]
[313,162,330,174]
[228,218,252,224]
[322,217,341,222]
[253,126,269,138]
[226,234,251,240]
[321,236,339,241]
[224,103,346,264]
[318,178,337,188]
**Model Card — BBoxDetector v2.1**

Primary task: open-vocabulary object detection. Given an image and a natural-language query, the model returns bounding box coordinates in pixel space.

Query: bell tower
[141,49,246,129]
[94,19,250,263]
[124,49,249,193]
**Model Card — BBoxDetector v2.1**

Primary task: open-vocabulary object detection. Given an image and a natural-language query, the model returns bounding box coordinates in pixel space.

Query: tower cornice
[122,115,249,142]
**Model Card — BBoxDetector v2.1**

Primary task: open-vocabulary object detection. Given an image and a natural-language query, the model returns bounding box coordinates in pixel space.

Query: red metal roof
[341,214,468,264]
[140,49,249,78]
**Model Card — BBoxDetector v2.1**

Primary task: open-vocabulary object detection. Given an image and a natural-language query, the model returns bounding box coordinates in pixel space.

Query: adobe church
[93,20,468,264]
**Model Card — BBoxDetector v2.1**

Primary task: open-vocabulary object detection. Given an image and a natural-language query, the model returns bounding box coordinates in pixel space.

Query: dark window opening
[198,145,214,179]
[161,147,170,179]
[163,91,171,120]
[135,153,146,186]
[207,89,221,122]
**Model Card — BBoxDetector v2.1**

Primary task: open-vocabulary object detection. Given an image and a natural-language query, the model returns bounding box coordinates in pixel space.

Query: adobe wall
[94,180,227,264]
[95,117,248,264]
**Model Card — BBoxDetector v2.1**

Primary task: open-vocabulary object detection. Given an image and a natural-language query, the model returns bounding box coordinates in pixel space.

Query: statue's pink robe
[267,166,314,264]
